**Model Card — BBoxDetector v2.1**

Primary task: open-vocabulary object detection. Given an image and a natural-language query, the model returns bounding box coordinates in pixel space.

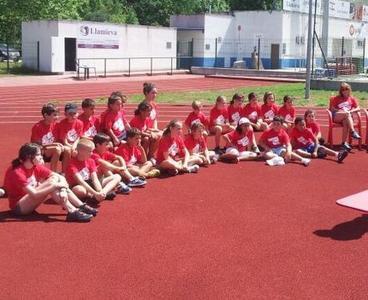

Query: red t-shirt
[4,164,51,209]
[278,105,296,123]
[129,115,152,131]
[115,143,143,166]
[289,128,315,149]
[78,114,100,138]
[227,105,243,124]
[31,120,58,146]
[261,103,279,121]
[225,130,254,152]
[156,135,186,163]
[184,111,209,128]
[306,121,321,137]
[184,134,207,154]
[90,150,116,166]
[65,157,97,186]
[209,107,229,127]
[243,103,262,122]
[329,96,358,112]
[100,109,128,137]
[259,128,290,148]
[56,118,84,144]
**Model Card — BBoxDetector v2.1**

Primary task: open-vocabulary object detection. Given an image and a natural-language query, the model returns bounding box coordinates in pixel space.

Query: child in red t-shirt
[261,91,279,124]
[31,103,64,172]
[278,95,296,129]
[66,139,121,202]
[243,92,268,131]
[56,103,84,173]
[209,96,235,153]
[78,98,100,139]
[258,116,310,166]
[221,117,259,163]
[130,101,161,159]
[290,117,348,163]
[184,122,218,165]
[100,93,131,147]
[157,120,200,175]
[93,133,146,190]
[184,100,209,136]
[304,109,325,145]
[115,128,161,178]
[143,82,159,130]
[228,93,244,126]
[3,143,95,222]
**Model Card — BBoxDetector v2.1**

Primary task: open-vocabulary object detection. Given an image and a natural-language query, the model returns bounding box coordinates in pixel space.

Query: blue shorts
[271,146,286,156]
[301,144,316,154]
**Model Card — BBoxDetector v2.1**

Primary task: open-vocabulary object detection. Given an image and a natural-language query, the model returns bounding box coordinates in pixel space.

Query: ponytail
[11,143,40,169]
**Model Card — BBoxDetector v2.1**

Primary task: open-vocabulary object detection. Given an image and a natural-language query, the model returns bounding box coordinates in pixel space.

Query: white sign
[77,23,120,49]
[363,5,368,22]
[329,0,350,19]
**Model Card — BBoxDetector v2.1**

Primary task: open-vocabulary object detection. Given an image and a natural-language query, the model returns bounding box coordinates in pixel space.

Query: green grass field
[94,83,368,108]
[0,61,36,75]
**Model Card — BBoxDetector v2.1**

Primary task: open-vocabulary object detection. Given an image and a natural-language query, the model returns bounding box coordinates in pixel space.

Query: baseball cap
[238,117,250,125]
[65,103,78,113]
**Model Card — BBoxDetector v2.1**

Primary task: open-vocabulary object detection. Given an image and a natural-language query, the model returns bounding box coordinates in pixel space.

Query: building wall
[22,20,177,73]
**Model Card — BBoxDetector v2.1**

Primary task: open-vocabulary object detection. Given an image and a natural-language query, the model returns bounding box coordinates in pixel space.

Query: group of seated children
[3,82,356,222]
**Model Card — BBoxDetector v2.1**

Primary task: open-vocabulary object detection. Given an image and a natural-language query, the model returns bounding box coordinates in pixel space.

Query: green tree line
[0,0,281,43]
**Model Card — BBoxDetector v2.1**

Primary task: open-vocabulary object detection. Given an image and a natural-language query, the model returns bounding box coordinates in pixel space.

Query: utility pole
[305,0,313,99]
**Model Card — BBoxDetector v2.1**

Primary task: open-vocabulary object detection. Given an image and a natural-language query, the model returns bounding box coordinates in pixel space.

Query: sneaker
[116,182,132,194]
[0,188,6,198]
[351,131,361,139]
[342,142,352,152]
[79,204,98,216]
[211,154,220,163]
[266,156,285,166]
[166,169,179,176]
[105,191,116,201]
[337,150,348,163]
[301,158,311,166]
[66,210,93,222]
[187,164,200,173]
[128,177,147,187]
[146,168,161,178]
[253,146,261,154]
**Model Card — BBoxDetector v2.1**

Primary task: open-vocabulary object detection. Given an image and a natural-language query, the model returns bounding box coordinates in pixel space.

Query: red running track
[0,76,368,298]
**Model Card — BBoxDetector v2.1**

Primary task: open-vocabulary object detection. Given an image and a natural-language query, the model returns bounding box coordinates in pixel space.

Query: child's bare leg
[159,160,183,171]
[101,174,121,194]
[72,185,89,199]
[295,149,312,158]
[212,126,222,148]
[148,135,160,159]
[62,146,72,174]
[128,165,147,178]
[320,145,338,157]
[262,150,278,160]
[44,146,62,172]
[238,151,258,161]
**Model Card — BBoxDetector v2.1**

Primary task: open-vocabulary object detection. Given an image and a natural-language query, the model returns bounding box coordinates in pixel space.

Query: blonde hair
[339,82,352,97]
[192,100,202,110]
[77,138,95,150]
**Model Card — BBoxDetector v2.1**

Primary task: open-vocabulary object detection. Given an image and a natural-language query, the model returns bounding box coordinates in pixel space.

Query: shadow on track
[0,210,65,223]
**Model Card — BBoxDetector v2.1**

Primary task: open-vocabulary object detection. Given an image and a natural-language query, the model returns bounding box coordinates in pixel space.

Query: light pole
[305,0,313,99]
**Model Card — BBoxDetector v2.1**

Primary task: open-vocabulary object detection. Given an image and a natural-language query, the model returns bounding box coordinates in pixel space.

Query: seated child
[243,92,268,131]
[65,139,121,202]
[184,100,209,136]
[184,122,218,165]
[92,133,146,189]
[304,109,325,145]
[56,103,84,173]
[278,95,296,129]
[228,93,244,126]
[258,116,311,166]
[31,103,64,172]
[100,94,130,147]
[3,143,96,222]
[130,101,161,160]
[156,120,200,175]
[261,91,279,125]
[115,128,161,179]
[209,96,235,153]
[220,117,259,163]
[290,117,348,163]
[78,98,100,139]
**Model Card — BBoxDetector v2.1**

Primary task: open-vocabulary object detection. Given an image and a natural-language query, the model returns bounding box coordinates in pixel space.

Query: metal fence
[0,42,25,74]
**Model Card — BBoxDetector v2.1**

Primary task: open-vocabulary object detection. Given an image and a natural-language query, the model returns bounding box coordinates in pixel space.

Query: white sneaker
[187,164,200,173]
[0,188,5,197]
[266,156,284,166]
[212,154,220,163]
[302,158,311,166]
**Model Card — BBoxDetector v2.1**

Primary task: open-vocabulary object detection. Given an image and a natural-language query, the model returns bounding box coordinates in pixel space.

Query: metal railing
[76,56,182,78]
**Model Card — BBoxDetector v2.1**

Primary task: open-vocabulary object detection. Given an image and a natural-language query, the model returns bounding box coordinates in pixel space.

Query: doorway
[65,38,76,71]
[270,44,280,69]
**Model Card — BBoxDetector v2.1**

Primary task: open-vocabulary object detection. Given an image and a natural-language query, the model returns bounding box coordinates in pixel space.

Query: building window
[166,42,172,49]
[357,40,364,48]
[282,43,287,55]
[205,44,210,50]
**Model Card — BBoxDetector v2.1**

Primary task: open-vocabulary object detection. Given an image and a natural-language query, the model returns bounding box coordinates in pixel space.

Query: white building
[22,20,177,74]
[171,0,368,70]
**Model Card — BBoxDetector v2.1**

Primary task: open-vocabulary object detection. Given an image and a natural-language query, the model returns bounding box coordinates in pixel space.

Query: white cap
[238,117,250,125]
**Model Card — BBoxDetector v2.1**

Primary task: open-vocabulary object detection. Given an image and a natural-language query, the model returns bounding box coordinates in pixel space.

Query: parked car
[0,43,21,62]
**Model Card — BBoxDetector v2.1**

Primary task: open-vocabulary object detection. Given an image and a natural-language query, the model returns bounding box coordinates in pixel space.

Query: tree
[229,0,282,11]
